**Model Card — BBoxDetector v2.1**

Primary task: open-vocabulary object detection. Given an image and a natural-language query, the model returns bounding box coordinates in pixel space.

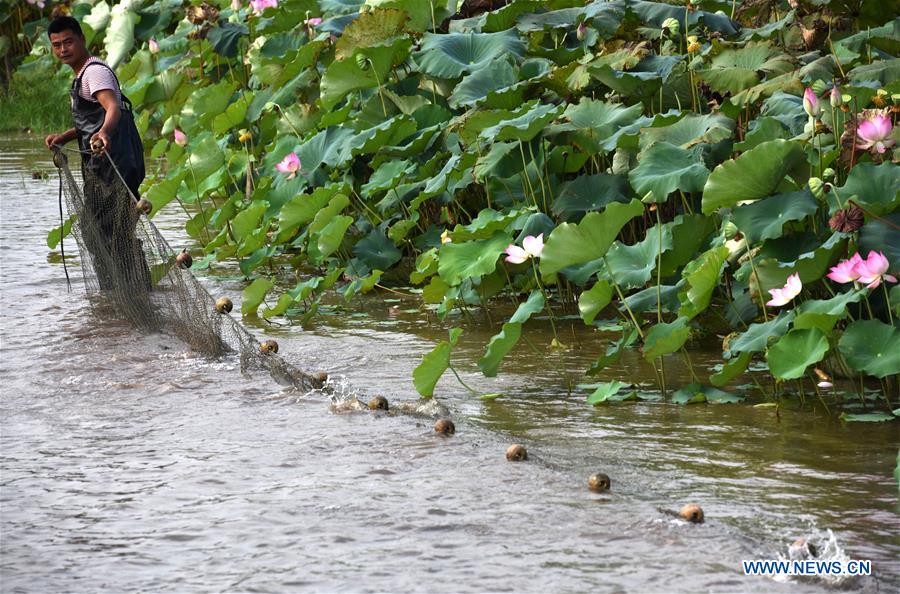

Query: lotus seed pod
[215,297,233,314]
[661,17,679,36]
[679,503,704,524]
[260,339,279,354]
[434,419,455,435]
[807,177,825,200]
[506,444,527,461]
[135,198,153,215]
[368,395,389,411]
[588,472,611,492]
[175,250,193,269]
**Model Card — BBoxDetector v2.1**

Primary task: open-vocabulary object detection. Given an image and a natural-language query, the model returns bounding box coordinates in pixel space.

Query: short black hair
[47,16,84,39]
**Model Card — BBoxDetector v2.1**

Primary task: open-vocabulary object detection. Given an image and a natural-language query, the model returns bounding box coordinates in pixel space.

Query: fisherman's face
[49,30,87,67]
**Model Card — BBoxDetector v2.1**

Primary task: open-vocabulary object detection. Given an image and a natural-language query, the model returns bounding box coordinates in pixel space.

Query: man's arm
[90,89,121,152]
[44,127,77,150]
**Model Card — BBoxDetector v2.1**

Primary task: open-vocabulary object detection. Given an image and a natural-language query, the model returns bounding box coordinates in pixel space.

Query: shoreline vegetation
[10,1,900,420]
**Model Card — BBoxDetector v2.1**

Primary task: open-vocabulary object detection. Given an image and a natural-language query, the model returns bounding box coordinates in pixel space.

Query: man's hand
[44,133,63,150]
[90,130,110,154]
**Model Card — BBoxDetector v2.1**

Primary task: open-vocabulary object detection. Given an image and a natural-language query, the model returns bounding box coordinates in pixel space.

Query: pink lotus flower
[275,152,301,179]
[231,0,241,9]
[504,234,544,264]
[305,17,323,26]
[855,114,896,154]
[249,0,278,14]
[854,251,898,288]
[766,273,802,307]
[826,252,863,283]
[803,88,820,118]
[173,128,187,147]
[148,38,159,54]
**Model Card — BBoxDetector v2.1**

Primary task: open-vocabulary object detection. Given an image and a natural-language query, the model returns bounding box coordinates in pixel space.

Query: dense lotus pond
[1,135,898,592]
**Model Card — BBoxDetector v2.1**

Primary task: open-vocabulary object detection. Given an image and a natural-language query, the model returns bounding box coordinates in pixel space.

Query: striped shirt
[73,57,123,106]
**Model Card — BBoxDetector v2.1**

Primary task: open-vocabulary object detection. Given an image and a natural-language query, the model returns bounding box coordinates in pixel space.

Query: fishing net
[51,146,327,393]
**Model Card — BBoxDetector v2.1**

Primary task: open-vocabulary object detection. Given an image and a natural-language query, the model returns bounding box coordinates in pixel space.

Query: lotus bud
[506,444,527,461]
[434,419,455,435]
[135,198,153,215]
[260,339,279,354]
[830,86,842,108]
[215,297,233,314]
[175,249,192,269]
[661,17,680,36]
[588,472,611,492]
[368,395,389,411]
[679,503,704,523]
[576,21,587,41]
[803,88,820,119]
[807,177,825,200]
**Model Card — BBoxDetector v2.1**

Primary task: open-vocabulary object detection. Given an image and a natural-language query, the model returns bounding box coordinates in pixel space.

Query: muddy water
[1,135,898,593]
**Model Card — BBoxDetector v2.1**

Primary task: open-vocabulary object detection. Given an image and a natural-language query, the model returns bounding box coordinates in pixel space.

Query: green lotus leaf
[606,223,675,289]
[517,3,623,35]
[629,142,709,203]
[766,328,829,380]
[320,0,365,14]
[414,29,526,79]
[659,214,717,277]
[186,133,225,184]
[104,2,138,68]
[334,7,409,60]
[672,382,743,404]
[678,246,729,320]
[831,162,900,216]
[352,228,402,271]
[242,277,274,316]
[587,325,640,376]
[731,189,818,244]
[478,291,544,377]
[438,231,511,286]
[311,215,353,264]
[208,22,249,58]
[710,352,751,387]
[752,233,846,297]
[859,214,900,271]
[586,381,635,405]
[579,280,613,325]
[413,327,462,398]
[547,98,645,155]
[479,101,561,143]
[840,413,897,423]
[448,56,519,109]
[639,113,735,150]
[702,139,805,214]
[643,316,691,361]
[320,37,412,110]
[540,199,644,279]
[697,42,793,95]
[726,311,795,356]
[629,1,739,36]
[551,173,630,221]
[839,320,900,378]
[232,202,268,243]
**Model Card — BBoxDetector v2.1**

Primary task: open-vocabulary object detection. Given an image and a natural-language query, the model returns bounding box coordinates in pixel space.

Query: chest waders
[71,62,151,292]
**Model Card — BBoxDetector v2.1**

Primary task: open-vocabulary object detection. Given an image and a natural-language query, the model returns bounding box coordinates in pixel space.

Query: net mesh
[52,146,327,393]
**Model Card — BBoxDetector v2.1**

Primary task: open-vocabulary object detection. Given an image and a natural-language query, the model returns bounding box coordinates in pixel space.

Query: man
[44,16,149,292]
